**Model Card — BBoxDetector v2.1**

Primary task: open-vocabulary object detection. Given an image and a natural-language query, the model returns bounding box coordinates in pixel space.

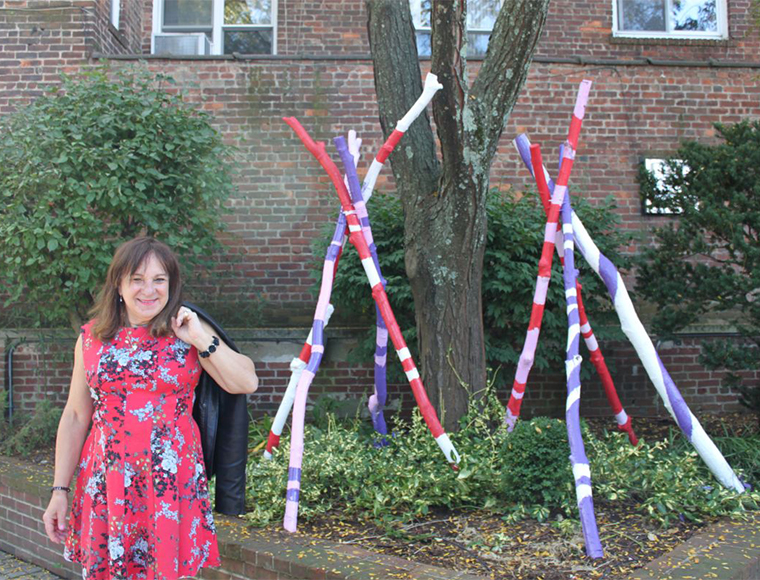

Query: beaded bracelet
[199,335,220,359]
[51,486,71,494]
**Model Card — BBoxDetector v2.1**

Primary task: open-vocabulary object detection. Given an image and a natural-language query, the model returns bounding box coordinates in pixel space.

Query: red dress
[64,322,221,579]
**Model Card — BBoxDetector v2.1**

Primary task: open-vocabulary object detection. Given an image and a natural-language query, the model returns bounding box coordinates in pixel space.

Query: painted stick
[504,80,593,431]
[560,193,604,558]
[268,75,443,458]
[281,207,345,531]
[523,145,745,493]
[263,302,335,459]
[335,136,391,439]
[568,204,745,492]
[281,118,459,532]
[513,134,638,445]
[284,117,459,464]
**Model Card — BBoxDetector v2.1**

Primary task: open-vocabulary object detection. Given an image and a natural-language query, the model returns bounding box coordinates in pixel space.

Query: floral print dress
[64,322,220,579]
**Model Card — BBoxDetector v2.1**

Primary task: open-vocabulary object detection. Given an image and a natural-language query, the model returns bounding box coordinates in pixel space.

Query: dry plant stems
[513,133,638,445]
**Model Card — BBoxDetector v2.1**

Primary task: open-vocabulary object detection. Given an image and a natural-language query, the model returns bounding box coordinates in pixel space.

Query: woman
[42,237,258,579]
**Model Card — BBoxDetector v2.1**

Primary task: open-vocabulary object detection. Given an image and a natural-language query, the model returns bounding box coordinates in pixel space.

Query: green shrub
[1,399,62,457]
[0,66,235,329]
[636,121,760,422]
[245,392,758,528]
[317,191,634,385]
[501,417,574,508]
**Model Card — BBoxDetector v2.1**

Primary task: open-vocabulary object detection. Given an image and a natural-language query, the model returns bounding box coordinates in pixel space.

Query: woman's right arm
[42,334,93,544]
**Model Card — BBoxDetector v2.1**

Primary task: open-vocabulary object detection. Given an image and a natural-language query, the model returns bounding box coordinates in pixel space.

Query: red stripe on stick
[376,130,404,163]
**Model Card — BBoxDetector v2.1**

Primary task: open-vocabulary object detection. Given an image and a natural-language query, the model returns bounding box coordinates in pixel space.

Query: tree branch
[471,0,551,160]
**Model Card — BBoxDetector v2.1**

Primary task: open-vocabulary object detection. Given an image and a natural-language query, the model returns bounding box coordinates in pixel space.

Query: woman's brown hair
[90,237,183,341]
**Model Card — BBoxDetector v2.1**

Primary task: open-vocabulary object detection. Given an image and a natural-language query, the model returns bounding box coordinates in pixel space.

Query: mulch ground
[293,413,758,580]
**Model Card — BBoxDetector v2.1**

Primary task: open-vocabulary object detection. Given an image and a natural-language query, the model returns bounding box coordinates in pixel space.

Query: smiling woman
[41,236,258,580]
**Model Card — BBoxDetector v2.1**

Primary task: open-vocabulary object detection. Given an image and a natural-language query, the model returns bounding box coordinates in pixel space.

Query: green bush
[501,417,574,507]
[0,66,235,329]
[245,393,758,528]
[316,191,634,385]
[636,121,760,421]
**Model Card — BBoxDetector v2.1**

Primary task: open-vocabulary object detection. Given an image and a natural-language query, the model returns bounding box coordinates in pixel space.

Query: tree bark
[367,0,549,430]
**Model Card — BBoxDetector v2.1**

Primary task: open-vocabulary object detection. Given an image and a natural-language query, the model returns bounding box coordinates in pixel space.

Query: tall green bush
[0,66,235,329]
[636,121,760,420]
[318,191,634,385]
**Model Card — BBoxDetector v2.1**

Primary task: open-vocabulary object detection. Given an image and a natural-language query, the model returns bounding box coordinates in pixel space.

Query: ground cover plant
[244,390,759,530]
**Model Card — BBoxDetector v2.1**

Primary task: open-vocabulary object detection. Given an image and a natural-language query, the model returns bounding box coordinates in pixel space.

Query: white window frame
[152,0,278,55]
[410,0,503,57]
[613,0,728,39]
[110,0,120,29]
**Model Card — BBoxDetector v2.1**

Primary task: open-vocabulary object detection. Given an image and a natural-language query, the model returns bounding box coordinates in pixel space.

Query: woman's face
[119,253,169,327]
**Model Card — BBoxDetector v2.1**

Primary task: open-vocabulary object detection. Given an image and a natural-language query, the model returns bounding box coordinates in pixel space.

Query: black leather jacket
[185,301,249,516]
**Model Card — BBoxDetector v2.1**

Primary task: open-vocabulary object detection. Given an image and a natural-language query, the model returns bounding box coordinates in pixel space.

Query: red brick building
[1,0,759,421]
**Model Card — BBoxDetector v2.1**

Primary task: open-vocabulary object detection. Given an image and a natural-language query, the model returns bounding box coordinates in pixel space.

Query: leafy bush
[316,191,634,385]
[636,121,760,421]
[501,417,574,507]
[245,392,758,528]
[0,66,235,329]
[1,398,62,457]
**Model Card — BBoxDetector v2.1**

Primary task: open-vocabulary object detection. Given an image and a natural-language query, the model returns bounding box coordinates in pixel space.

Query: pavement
[0,551,63,579]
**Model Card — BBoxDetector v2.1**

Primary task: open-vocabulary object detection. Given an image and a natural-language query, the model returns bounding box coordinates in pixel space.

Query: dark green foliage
[0,66,235,329]
[317,191,633,385]
[636,121,760,419]
[501,417,574,507]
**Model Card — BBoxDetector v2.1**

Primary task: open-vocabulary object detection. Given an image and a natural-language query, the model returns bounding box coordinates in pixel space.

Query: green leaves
[0,66,235,329]
[636,120,760,418]
[320,190,633,386]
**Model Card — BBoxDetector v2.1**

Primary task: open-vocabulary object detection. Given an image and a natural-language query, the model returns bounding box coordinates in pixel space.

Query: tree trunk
[367,0,550,430]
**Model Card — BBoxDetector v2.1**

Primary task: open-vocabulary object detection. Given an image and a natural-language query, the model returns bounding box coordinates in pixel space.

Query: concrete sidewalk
[0,551,63,579]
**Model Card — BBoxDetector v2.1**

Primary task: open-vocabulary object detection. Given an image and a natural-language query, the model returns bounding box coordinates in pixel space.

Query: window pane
[410,0,432,28]
[468,0,500,30]
[671,0,717,31]
[618,0,666,31]
[163,0,213,27]
[225,0,272,25]
[467,31,490,57]
[223,28,272,53]
[415,31,431,57]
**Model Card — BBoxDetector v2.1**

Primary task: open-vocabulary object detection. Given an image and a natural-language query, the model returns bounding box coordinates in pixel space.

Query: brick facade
[1,0,758,419]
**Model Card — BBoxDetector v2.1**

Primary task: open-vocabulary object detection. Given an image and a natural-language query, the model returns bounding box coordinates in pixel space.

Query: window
[614,0,727,38]
[110,0,120,29]
[641,158,691,215]
[410,0,501,58]
[153,0,276,55]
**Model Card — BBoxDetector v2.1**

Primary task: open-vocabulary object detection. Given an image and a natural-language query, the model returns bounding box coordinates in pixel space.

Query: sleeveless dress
[64,322,221,580]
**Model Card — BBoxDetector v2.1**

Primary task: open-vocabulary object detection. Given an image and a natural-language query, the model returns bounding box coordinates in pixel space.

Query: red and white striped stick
[505,80,592,431]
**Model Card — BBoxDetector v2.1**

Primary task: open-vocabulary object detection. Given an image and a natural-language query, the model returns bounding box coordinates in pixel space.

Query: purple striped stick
[513,133,638,445]
[528,150,745,493]
[560,192,603,559]
[335,135,390,440]
[283,210,346,532]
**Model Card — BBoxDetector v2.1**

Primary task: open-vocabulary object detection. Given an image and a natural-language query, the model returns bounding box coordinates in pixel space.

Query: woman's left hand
[171,306,208,347]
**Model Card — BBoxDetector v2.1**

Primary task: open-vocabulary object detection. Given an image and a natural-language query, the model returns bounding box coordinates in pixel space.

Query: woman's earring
[119,295,123,303]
